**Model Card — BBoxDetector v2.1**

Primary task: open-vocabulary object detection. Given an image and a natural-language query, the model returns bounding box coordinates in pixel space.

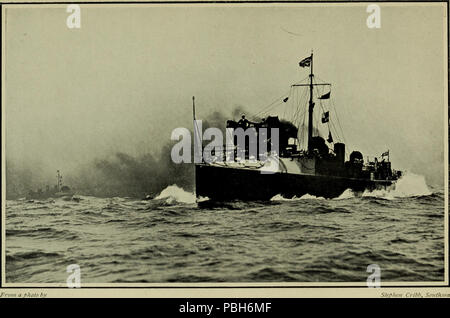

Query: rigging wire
[313,77,344,144]
[314,75,347,145]
[313,79,331,138]
[292,84,308,125]
[294,86,307,138]
[300,92,307,150]
[330,97,347,145]
[251,75,311,121]
[236,72,348,153]
[252,91,289,119]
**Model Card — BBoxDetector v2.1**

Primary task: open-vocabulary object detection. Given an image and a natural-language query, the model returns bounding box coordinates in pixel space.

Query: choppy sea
[5,173,445,284]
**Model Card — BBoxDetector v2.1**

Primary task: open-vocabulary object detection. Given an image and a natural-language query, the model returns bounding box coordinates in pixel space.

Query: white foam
[270,193,325,201]
[363,172,432,199]
[154,185,196,204]
[270,194,291,201]
[299,193,326,200]
[334,189,355,200]
[362,188,395,200]
[197,196,210,202]
[270,173,431,202]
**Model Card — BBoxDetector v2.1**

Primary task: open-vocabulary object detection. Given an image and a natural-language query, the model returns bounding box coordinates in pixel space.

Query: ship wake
[153,185,209,205]
[270,193,326,201]
[270,172,433,202]
[362,172,432,200]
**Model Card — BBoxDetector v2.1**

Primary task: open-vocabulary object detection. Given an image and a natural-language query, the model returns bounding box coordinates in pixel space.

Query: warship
[27,170,75,200]
[194,53,402,201]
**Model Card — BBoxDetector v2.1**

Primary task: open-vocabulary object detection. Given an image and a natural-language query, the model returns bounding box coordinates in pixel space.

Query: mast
[192,96,198,162]
[192,96,196,121]
[192,96,196,195]
[308,52,314,152]
[56,170,61,191]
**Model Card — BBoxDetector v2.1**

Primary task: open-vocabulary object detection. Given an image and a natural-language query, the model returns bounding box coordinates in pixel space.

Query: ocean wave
[270,193,326,201]
[363,172,432,199]
[270,189,355,201]
[6,251,62,262]
[389,237,420,244]
[23,205,51,211]
[5,176,444,283]
[334,189,355,200]
[270,173,433,202]
[246,267,297,281]
[166,274,222,282]
[197,200,269,210]
[6,227,80,240]
[154,185,197,204]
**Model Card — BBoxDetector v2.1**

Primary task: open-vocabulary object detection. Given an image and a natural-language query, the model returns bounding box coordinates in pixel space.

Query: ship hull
[195,164,394,201]
[26,191,75,200]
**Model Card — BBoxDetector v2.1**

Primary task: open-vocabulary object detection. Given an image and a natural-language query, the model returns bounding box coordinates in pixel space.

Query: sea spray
[363,172,432,199]
[270,193,326,201]
[153,185,209,204]
[392,172,432,197]
[269,173,431,202]
[154,185,197,204]
[270,194,291,201]
[334,189,355,200]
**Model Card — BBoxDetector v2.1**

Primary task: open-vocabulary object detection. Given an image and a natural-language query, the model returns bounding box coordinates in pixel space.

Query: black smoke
[64,143,194,198]
[6,106,299,199]
[67,108,246,198]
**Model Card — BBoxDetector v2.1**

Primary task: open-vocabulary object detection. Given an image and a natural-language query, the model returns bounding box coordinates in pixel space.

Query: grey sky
[4,3,447,186]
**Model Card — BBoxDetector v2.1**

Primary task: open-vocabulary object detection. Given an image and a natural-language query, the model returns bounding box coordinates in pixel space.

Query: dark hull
[26,191,75,200]
[195,164,394,201]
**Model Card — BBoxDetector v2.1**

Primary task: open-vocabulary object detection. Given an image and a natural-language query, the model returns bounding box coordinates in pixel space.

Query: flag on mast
[319,91,331,99]
[299,56,312,68]
[327,131,333,143]
[321,111,330,123]
[381,150,389,157]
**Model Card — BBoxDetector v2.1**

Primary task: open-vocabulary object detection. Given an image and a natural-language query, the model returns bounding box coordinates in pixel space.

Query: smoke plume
[6,106,259,199]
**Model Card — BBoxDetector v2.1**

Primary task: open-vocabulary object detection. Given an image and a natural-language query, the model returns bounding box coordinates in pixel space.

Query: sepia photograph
[1,1,448,291]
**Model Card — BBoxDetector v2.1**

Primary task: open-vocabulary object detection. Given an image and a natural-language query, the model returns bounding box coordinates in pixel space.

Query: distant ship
[27,170,75,200]
[194,53,402,200]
